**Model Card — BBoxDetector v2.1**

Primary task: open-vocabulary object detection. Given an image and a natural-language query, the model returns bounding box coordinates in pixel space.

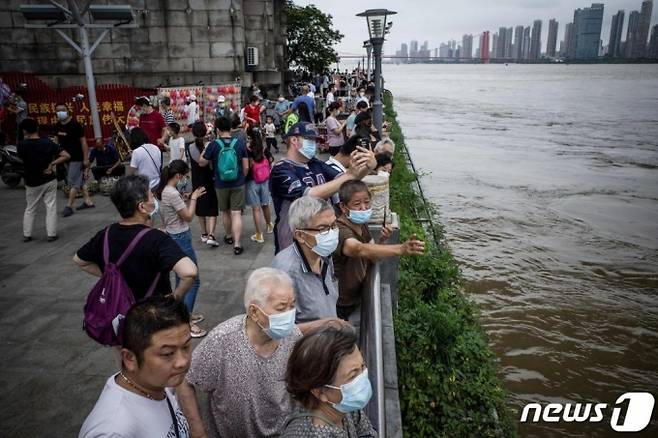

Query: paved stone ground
[0,177,276,437]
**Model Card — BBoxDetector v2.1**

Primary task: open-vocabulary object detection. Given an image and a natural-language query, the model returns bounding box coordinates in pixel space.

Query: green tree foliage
[285,1,344,74]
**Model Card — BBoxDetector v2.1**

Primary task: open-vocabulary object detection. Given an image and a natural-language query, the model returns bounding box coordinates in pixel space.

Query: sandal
[190,323,207,338]
[191,313,204,324]
[233,246,244,255]
[224,235,234,245]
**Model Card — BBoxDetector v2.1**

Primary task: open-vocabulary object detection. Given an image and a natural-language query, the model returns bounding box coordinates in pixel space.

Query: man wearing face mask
[74,175,198,301]
[333,181,425,321]
[55,102,94,217]
[177,268,340,438]
[269,122,375,253]
[271,196,341,323]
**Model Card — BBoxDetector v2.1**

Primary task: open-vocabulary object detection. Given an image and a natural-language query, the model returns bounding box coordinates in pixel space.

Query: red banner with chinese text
[1,72,154,144]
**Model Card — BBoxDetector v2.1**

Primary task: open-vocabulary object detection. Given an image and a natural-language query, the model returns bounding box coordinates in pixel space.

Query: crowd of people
[13,68,426,437]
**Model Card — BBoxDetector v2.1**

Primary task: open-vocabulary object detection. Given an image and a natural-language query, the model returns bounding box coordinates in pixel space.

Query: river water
[385,64,658,437]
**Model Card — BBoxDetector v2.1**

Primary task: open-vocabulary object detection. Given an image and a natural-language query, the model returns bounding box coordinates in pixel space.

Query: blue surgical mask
[176,176,188,192]
[148,198,159,219]
[326,369,373,413]
[311,227,339,257]
[256,307,296,340]
[57,111,68,121]
[299,138,317,159]
[349,209,372,224]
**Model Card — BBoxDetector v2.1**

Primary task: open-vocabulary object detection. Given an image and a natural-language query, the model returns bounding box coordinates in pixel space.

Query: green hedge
[386,93,516,437]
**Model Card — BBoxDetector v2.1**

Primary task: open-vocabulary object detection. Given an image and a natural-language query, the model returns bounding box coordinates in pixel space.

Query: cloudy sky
[295,0,658,55]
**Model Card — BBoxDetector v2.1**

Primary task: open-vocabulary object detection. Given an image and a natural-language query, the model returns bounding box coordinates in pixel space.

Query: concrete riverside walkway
[0,180,276,437]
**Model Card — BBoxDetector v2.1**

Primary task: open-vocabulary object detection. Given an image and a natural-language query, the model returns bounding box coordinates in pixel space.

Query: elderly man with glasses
[271,195,340,323]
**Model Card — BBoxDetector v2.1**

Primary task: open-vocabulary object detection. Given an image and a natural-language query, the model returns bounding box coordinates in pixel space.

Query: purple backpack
[83,227,161,346]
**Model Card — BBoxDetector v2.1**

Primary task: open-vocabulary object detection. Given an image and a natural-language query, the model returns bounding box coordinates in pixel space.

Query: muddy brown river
[387,64,658,437]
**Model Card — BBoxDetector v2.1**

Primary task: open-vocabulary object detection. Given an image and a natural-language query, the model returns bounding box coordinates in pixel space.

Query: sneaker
[233,246,244,255]
[62,206,74,217]
[200,234,209,243]
[266,223,274,234]
[23,236,32,243]
[190,323,207,338]
[250,233,264,243]
[206,234,220,247]
[75,202,95,210]
[47,236,59,242]
[191,313,205,324]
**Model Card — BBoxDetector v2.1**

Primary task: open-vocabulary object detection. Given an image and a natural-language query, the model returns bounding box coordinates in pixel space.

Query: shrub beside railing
[385,93,516,437]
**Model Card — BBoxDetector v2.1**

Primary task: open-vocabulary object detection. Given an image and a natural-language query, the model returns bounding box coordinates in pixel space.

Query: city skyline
[294,1,658,56]
[392,0,655,60]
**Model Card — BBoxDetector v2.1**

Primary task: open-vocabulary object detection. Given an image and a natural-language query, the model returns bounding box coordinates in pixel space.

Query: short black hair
[249,95,259,103]
[110,175,150,218]
[339,179,370,204]
[160,96,171,106]
[215,116,231,133]
[339,135,360,156]
[19,118,38,134]
[356,100,368,110]
[135,96,149,106]
[129,127,150,149]
[230,114,241,130]
[375,153,393,170]
[122,295,190,366]
[168,122,180,134]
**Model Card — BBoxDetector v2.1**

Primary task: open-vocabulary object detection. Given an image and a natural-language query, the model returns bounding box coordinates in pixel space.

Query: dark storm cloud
[295,0,658,55]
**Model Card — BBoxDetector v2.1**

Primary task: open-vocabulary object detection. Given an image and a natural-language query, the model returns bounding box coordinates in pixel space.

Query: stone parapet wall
[0,0,286,91]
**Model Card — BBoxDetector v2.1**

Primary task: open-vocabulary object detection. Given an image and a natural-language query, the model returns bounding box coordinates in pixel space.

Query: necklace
[119,371,165,400]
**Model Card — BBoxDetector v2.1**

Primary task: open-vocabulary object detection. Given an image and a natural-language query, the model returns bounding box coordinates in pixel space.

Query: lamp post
[20,1,136,140]
[357,9,396,138]
[363,40,372,82]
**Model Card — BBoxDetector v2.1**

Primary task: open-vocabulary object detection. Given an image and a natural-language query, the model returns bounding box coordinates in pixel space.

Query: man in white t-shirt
[129,128,163,189]
[79,296,192,438]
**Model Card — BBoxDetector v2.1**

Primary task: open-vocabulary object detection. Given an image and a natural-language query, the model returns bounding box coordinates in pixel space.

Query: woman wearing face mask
[282,324,377,437]
[154,159,207,338]
[332,180,425,321]
[325,102,346,156]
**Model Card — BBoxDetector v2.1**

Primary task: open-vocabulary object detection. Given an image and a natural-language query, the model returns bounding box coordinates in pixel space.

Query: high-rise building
[648,24,658,58]
[513,25,524,60]
[504,27,513,58]
[522,26,531,59]
[491,32,498,59]
[496,27,507,59]
[636,0,654,58]
[529,20,542,59]
[563,22,573,57]
[626,11,641,58]
[410,40,419,63]
[480,31,490,62]
[400,43,409,63]
[569,3,604,59]
[547,19,559,57]
[439,42,450,59]
[608,10,625,57]
[462,34,473,59]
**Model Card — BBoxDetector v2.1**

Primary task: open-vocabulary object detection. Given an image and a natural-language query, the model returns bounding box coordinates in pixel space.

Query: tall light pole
[20,2,136,140]
[363,40,372,82]
[357,9,396,139]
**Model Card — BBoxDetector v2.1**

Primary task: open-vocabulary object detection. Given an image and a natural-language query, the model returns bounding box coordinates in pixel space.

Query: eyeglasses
[301,223,338,235]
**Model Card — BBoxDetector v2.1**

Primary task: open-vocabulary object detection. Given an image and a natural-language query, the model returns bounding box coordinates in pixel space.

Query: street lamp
[20,1,136,140]
[363,40,372,82]
[356,9,396,138]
